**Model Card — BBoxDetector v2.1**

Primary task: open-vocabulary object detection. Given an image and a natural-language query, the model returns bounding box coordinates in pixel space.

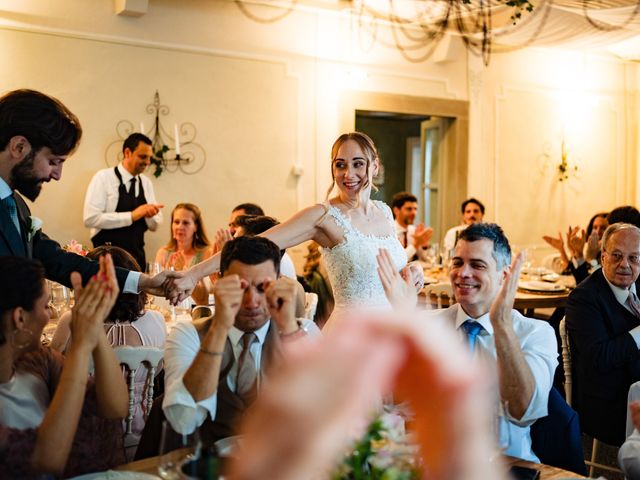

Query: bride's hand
[377,248,417,309]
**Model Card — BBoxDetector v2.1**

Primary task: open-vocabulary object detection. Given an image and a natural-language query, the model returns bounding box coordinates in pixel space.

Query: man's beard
[10,150,43,201]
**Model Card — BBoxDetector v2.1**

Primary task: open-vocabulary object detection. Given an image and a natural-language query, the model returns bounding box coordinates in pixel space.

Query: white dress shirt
[424,304,558,463]
[394,222,428,262]
[83,163,162,238]
[280,252,297,279]
[163,318,321,434]
[442,224,466,252]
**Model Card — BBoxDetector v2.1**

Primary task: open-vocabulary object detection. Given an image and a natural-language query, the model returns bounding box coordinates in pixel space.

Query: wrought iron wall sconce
[538,136,579,183]
[104,90,206,177]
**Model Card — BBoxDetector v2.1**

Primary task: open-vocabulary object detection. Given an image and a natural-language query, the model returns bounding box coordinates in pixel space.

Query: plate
[69,471,160,479]
[541,273,560,283]
[518,280,568,293]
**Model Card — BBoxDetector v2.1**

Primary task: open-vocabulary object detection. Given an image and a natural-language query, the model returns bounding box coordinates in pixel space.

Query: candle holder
[104,90,206,177]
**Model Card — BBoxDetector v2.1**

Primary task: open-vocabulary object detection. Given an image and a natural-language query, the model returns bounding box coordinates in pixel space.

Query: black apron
[91,167,148,269]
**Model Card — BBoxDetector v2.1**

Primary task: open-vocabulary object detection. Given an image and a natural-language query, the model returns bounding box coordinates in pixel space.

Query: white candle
[139,122,145,133]
[174,124,180,155]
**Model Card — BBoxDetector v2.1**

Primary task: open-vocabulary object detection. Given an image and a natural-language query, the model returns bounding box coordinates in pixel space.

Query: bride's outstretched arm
[169,204,329,301]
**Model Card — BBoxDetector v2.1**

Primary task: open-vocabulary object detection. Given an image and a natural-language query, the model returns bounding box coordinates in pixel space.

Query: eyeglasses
[605,251,640,265]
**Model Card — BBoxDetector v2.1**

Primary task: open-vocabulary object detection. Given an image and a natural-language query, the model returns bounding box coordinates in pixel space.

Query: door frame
[339,91,469,235]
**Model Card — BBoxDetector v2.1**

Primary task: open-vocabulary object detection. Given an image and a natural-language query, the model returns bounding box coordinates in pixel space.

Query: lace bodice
[321,200,407,309]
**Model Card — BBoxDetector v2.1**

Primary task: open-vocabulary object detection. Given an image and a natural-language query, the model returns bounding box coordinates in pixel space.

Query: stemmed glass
[157,421,201,479]
[425,243,438,268]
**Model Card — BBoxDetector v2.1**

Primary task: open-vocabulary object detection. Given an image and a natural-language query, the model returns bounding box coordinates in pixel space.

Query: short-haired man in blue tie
[425,223,557,463]
[0,88,175,295]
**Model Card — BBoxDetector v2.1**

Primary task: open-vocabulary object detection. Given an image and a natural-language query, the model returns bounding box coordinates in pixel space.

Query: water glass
[157,421,201,479]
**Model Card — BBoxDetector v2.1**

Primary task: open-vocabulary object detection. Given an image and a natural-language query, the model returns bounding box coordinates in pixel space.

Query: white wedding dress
[321,200,407,332]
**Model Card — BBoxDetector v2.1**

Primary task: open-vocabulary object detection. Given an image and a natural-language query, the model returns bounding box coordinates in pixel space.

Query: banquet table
[114,454,586,478]
[419,287,569,314]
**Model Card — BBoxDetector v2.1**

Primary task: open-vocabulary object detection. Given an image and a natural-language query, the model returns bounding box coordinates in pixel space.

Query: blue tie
[462,320,483,353]
[1,194,20,233]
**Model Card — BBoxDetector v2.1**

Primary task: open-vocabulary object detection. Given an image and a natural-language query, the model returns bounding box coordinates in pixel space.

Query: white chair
[424,283,455,309]
[559,318,621,477]
[114,346,164,458]
[304,292,318,320]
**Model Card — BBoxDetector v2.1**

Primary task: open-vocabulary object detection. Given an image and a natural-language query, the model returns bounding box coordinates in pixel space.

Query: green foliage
[461,0,534,24]
[151,144,169,178]
[333,419,419,480]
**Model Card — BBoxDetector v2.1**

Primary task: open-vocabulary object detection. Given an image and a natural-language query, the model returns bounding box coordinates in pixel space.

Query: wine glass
[425,243,438,268]
[157,421,201,479]
[50,281,70,316]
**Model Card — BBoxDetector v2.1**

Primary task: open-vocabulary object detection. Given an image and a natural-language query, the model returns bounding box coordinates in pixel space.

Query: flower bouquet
[333,411,420,480]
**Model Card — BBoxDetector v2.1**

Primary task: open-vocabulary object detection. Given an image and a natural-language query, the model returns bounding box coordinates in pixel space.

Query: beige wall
[0,0,637,269]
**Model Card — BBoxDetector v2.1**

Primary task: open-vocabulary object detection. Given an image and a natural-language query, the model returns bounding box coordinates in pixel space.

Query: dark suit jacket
[0,192,128,288]
[565,268,640,446]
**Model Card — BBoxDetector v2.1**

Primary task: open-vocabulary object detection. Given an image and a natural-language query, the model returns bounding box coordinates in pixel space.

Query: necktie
[1,194,20,233]
[128,177,137,195]
[235,332,258,404]
[462,320,483,353]
[628,291,640,319]
[399,230,408,248]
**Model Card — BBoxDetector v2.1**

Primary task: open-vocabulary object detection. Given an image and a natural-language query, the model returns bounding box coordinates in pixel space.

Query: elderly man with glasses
[566,222,640,447]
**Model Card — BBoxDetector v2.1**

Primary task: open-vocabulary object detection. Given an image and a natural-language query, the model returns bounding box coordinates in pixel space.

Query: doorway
[355,111,450,240]
[348,93,465,244]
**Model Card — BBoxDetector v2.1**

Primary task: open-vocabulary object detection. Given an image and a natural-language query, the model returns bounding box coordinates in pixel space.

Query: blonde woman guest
[156,203,213,305]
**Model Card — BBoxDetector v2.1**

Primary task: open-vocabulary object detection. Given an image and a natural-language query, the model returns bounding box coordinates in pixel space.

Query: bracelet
[199,347,223,356]
[279,320,308,341]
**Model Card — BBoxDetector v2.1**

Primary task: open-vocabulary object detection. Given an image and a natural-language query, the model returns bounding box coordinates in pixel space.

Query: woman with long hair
[156,203,213,304]
[0,255,128,477]
[169,132,420,331]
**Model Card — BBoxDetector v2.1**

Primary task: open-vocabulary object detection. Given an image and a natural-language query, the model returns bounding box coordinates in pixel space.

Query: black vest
[91,167,148,269]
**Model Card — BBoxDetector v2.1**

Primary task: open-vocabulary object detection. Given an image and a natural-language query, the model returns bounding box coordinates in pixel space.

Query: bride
[171,132,420,330]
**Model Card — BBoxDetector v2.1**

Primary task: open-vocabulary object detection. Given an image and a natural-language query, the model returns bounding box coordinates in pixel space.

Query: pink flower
[64,239,88,256]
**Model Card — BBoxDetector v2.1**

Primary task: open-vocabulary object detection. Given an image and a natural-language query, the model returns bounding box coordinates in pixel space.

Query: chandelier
[234,0,640,65]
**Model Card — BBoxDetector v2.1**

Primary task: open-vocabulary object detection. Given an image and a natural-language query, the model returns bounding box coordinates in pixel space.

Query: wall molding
[493,83,623,223]
[0,20,459,99]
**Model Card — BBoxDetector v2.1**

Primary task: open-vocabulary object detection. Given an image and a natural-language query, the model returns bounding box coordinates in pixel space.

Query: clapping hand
[413,223,434,249]
[585,230,601,262]
[489,252,523,329]
[69,254,119,351]
[264,277,298,334]
[567,225,586,259]
[542,232,565,253]
[232,313,502,480]
[377,248,418,309]
[214,228,234,254]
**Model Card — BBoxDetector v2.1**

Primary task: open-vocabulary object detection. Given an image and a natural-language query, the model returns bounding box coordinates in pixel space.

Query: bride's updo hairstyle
[326,132,379,199]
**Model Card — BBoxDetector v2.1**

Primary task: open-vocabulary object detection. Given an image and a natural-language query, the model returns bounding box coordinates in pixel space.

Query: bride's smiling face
[332,139,378,197]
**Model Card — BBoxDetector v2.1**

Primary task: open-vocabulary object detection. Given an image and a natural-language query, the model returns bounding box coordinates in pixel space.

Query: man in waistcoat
[162,236,320,442]
[83,133,163,269]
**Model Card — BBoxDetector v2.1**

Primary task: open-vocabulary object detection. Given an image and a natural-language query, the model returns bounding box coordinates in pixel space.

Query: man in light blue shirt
[425,223,557,462]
